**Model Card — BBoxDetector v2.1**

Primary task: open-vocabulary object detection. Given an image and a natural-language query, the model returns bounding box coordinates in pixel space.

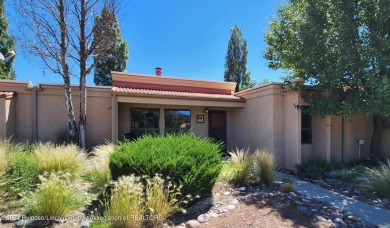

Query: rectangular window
[130,108,160,139]
[164,109,191,134]
[301,107,312,144]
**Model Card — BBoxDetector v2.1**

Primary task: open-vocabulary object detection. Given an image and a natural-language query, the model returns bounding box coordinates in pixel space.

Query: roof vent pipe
[155,67,162,76]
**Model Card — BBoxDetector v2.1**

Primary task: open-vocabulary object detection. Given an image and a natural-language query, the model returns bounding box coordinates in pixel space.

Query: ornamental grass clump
[0,147,7,189]
[35,143,88,179]
[86,144,114,193]
[7,149,39,195]
[364,159,390,199]
[228,148,253,185]
[105,175,144,228]
[145,174,193,227]
[24,172,85,216]
[253,149,275,186]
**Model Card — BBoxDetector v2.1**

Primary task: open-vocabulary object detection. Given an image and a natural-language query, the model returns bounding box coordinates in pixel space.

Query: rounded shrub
[109,133,222,198]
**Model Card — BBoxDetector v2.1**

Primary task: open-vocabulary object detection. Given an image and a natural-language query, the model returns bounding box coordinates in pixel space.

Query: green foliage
[35,143,88,179]
[296,160,333,179]
[86,144,114,193]
[224,25,251,92]
[0,146,7,189]
[333,168,359,183]
[253,149,275,186]
[221,148,276,186]
[7,148,39,195]
[109,133,222,198]
[104,175,145,228]
[0,0,16,79]
[282,177,295,192]
[24,173,85,216]
[145,174,192,227]
[93,5,128,86]
[264,0,390,155]
[226,148,254,185]
[364,160,390,199]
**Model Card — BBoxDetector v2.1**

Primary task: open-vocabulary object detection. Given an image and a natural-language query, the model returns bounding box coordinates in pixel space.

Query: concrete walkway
[276,172,390,227]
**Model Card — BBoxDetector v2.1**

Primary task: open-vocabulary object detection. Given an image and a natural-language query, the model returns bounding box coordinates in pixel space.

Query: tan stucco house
[1,69,389,170]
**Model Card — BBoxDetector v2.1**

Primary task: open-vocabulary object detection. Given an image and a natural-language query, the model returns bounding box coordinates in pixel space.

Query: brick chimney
[155,67,162,76]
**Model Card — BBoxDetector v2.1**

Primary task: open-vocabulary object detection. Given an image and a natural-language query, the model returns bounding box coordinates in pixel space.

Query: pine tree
[93,5,128,86]
[0,0,15,79]
[224,25,251,92]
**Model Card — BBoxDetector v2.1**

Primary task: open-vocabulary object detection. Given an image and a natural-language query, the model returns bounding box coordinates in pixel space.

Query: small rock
[353,189,361,195]
[231,199,239,205]
[333,218,343,223]
[218,207,229,214]
[177,226,186,228]
[297,206,308,212]
[311,209,318,213]
[185,220,200,228]
[295,200,303,205]
[315,215,327,222]
[374,203,384,207]
[224,191,231,196]
[81,219,91,228]
[227,204,236,210]
[208,211,219,218]
[1,214,21,223]
[252,192,261,197]
[347,215,360,222]
[197,214,211,223]
[239,187,246,191]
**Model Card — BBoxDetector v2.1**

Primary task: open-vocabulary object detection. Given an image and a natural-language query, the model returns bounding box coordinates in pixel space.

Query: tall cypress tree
[224,25,251,92]
[0,0,15,79]
[93,5,128,86]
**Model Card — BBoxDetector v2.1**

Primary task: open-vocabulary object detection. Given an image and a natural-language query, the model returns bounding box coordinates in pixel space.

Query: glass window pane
[130,108,160,139]
[165,109,191,132]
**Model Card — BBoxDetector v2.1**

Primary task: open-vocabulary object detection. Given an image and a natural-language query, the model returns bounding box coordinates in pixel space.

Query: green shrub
[109,133,222,197]
[282,177,295,192]
[227,148,253,185]
[7,150,39,195]
[253,149,275,186]
[105,175,144,228]
[35,143,88,179]
[364,159,390,198]
[145,174,192,227]
[86,144,114,193]
[296,160,333,179]
[24,172,85,216]
[334,168,359,183]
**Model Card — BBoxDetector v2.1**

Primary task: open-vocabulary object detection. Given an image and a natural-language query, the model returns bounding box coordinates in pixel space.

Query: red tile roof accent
[112,87,243,101]
[0,92,16,99]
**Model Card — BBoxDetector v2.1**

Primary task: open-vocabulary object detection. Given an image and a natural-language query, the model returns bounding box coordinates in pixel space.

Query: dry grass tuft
[35,143,88,179]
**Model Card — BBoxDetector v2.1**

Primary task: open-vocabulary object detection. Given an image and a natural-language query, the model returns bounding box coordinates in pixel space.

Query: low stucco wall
[0,81,112,147]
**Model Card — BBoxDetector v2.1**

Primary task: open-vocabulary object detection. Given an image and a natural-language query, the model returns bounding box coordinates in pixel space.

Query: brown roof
[0,92,16,99]
[112,87,244,101]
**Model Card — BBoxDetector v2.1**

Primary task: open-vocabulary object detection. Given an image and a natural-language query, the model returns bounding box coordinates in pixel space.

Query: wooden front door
[208,111,227,154]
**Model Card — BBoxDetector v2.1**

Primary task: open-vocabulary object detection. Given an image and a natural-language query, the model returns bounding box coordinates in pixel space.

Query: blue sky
[10,0,285,86]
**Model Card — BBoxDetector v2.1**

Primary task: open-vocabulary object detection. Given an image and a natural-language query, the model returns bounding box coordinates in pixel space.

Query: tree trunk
[78,0,87,148]
[59,0,78,143]
[64,79,78,142]
[370,116,383,158]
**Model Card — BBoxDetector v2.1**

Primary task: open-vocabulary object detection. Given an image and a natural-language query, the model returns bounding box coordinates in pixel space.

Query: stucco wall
[283,92,301,170]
